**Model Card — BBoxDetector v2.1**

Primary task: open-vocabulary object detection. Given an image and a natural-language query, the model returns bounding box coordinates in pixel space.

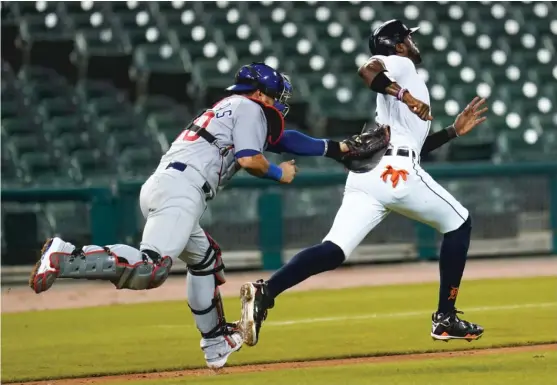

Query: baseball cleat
[29,237,75,294]
[239,279,274,346]
[431,309,484,342]
[201,322,243,370]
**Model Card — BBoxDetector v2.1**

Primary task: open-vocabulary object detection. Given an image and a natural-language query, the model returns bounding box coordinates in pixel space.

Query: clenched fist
[279,160,298,184]
[402,93,433,121]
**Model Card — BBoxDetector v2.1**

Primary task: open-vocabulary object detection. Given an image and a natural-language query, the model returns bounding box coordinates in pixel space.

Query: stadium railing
[2,161,557,273]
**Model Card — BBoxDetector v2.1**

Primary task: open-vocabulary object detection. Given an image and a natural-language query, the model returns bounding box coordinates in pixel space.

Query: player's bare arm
[420,97,489,155]
[237,154,297,184]
[357,58,432,121]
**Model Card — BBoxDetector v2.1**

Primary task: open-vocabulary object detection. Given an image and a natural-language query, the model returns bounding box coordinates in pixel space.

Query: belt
[385,148,419,160]
[166,162,214,200]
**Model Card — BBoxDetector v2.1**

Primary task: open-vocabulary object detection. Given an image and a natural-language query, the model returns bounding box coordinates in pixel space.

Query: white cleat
[29,237,75,294]
[201,325,243,370]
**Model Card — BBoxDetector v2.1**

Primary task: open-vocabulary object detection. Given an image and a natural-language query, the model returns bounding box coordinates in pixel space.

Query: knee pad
[56,246,172,290]
[187,233,228,338]
[188,232,226,285]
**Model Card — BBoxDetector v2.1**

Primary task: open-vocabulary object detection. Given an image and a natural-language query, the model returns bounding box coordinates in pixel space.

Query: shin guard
[186,234,229,338]
[55,244,172,290]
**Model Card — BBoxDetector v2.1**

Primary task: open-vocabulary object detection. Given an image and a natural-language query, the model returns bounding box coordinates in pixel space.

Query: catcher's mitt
[338,122,391,173]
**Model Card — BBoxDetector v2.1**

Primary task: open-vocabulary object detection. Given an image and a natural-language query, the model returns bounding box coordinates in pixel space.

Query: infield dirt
[12,344,557,385]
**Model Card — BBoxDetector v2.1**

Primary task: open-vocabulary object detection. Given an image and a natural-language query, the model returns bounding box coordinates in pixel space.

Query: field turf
[2,276,556,384]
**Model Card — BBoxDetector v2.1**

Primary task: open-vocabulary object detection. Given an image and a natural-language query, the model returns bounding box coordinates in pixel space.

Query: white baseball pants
[323,149,469,258]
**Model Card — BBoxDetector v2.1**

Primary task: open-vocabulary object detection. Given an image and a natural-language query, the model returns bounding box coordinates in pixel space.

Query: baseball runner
[28,62,383,369]
[239,20,489,347]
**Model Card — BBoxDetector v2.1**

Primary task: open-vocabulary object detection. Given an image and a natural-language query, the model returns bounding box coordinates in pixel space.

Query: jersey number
[179,110,231,141]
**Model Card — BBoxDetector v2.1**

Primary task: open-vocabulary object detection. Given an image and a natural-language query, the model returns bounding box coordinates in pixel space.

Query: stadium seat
[0,0,555,188]
[71,148,115,185]
[20,152,74,185]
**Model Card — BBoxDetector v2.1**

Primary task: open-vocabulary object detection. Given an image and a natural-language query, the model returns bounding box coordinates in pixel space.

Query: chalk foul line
[156,302,557,329]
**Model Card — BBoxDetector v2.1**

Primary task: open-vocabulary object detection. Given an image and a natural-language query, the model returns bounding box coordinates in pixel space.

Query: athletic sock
[437,216,472,314]
[266,241,345,299]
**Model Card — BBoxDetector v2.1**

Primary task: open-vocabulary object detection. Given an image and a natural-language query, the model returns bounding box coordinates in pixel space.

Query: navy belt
[166,162,213,199]
[385,148,418,160]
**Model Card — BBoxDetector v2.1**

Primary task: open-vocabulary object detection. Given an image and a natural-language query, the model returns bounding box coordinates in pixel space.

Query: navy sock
[266,241,345,299]
[438,216,472,314]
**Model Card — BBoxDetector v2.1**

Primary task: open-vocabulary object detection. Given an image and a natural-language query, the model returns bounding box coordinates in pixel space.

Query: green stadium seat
[8,135,43,157]
[96,113,149,154]
[497,129,555,162]
[119,147,157,179]
[10,1,60,17]
[44,115,92,137]
[147,111,192,144]
[17,65,67,84]
[0,0,555,193]
[168,23,222,63]
[1,150,22,186]
[2,117,41,137]
[20,152,73,185]
[37,97,81,120]
[54,132,97,157]
[19,13,77,77]
[75,28,127,54]
[61,1,106,15]
[85,96,133,118]
[0,100,21,120]
[75,79,122,100]
[133,44,188,73]
[64,10,113,32]
[19,13,72,40]
[153,1,197,15]
[134,95,182,116]
[20,81,73,103]
[118,8,170,47]
[71,149,115,186]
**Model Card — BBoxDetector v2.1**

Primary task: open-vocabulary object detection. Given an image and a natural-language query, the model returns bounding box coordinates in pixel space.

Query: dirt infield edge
[12,343,557,385]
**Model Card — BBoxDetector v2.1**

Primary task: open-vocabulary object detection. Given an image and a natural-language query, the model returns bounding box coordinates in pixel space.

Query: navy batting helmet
[369,19,420,56]
[226,62,293,116]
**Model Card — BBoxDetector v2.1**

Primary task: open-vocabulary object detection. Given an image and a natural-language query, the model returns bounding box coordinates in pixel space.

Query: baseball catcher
[28,61,385,370]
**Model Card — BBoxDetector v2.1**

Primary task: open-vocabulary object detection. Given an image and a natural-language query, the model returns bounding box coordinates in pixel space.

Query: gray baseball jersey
[154,95,268,195]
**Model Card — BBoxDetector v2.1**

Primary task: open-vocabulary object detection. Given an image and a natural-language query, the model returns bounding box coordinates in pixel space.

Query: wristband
[369,71,394,94]
[447,124,459,138]
[263,163,283,181]
[324,140,343,160]
[396,88,408,101]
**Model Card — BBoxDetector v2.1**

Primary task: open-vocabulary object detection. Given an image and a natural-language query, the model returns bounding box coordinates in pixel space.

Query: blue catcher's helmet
[225,62,293,116]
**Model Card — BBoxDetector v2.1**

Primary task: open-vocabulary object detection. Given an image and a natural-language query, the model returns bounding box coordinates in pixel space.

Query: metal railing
[3,161,557,270]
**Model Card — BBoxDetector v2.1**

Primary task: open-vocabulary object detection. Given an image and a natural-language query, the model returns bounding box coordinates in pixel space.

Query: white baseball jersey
[373,54,431,152]
[322,54,468,258]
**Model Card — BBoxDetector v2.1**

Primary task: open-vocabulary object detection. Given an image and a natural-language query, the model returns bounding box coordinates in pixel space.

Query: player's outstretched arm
[266,130,347,160]
[357,57,432,121]
[420,97,488,156]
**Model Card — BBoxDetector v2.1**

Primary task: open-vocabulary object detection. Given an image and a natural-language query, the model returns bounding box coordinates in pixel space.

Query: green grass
[108,349,557,385]
[2,276,557,382]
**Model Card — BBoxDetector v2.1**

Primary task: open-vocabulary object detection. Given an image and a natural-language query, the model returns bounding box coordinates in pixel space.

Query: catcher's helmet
[368,19,420,56]
[226,62,293,116]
